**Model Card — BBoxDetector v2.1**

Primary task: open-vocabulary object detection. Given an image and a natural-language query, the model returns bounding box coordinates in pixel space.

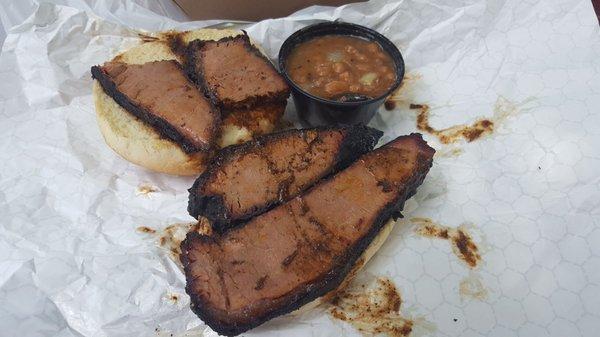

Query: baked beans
[286,35,396,101]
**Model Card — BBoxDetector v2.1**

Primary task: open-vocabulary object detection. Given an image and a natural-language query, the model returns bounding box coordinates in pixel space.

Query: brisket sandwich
[91,29,289,175]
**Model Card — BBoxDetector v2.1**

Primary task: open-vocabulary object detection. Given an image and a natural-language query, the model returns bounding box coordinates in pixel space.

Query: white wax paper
[1,0,600,336]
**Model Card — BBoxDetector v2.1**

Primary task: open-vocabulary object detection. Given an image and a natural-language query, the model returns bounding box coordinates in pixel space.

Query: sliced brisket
[188,125,383,233]
[185,34,290,110]
[181,133,435,336]
[91,60,219,153]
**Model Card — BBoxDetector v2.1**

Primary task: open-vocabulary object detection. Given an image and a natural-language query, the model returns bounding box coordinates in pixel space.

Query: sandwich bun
[93,29,284,176]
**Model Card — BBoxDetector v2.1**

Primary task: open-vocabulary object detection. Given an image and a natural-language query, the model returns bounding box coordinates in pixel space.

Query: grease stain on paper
[158,223,192,254]
[384,100,397,111]
[384,73,423,110]
[137,221,211,262]
[388,77,530,145]
[166,292,180,304]
[329,277,435,337]
[136,184,159,196]
[159,222,207,261]
[459,272,488,301]
[412,218,490,301]
[397,72,423,92]
[408,96,528,144]
[434,146,464,158]
[136,226,156,234]
[410,103,494,144]
[412,217,482,268]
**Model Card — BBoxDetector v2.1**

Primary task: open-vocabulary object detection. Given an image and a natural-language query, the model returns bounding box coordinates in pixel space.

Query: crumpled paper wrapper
[1,0,599,336]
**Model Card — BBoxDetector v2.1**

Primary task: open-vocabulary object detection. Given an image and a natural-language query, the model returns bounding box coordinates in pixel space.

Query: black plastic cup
[278,21,405,127]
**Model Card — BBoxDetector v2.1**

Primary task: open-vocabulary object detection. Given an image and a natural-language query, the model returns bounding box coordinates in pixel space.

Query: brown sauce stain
[384,100,397,111]
[159,222,201,261]
[384,72,422,111]
[410,104,494,144]
[137,184,159,196]
[167,293,180,304]
[459,273,488,301]
[396,72,423,92]
[412,218,490,301]
[329,277,415,337]
[412,218,481,268]
[137,220,212,263]
[136,226,156,234]
[454,230,480,269]
[387,89,525,146]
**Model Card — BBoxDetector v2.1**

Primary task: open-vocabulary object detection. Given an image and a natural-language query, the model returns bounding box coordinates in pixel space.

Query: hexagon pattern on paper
[0,0,599,336]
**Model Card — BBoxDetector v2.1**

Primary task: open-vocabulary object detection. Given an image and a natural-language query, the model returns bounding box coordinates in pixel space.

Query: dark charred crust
[91,61,218,154]
[184,39,214,103]
[165,31,188,60]
[391,211,403,221]
[377,180,394,193]
[333,125,383,172]
[184,33,290,110]
[187,125,383,233]
[187,185,229,226]
[181,133,435,336]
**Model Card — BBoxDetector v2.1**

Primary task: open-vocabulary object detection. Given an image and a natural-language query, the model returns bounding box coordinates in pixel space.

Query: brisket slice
[181,134,435,336]
[91,60,219,153]
[184,33,290,110]
[188,125,383,233]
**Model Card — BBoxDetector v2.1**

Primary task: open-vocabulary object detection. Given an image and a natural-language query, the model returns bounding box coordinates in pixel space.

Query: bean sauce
[286,35,396,101]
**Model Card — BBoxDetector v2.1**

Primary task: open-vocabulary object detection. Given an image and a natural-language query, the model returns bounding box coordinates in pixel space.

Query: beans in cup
[286,35,397,102]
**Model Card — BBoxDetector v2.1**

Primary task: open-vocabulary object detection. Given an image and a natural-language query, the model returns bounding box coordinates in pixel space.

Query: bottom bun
[93,82,207,176]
